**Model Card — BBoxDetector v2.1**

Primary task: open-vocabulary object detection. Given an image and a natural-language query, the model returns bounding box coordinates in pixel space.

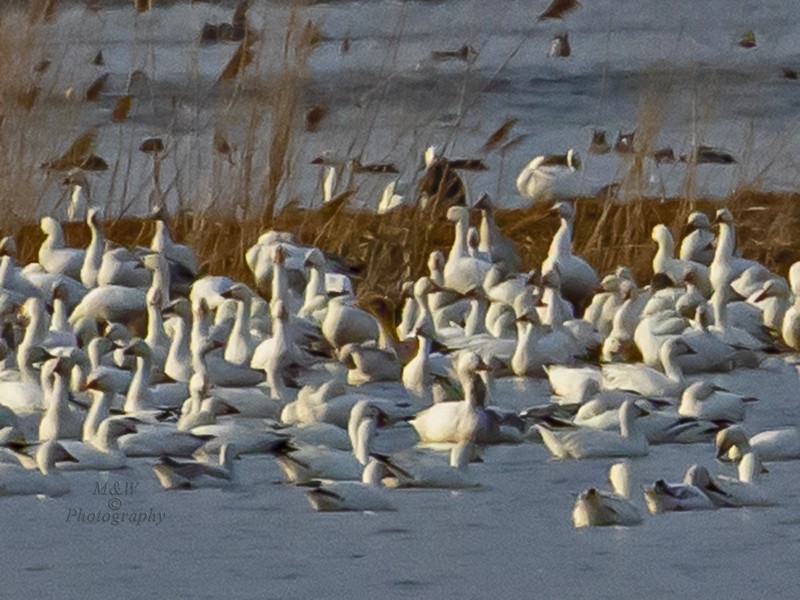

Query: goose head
[550,201,574,221]
[427,250,446,276]
[474,192,493,212]
[0,235,18,258]
[446,205,470,223]
[686,211,711,231]
[220,282,255,302]
[715,425,750,460]
[122,338,152,360]
[271,299,289,322]
[303,248,325,270]
[651,224,676,248]
[713,207,734,225]
[39,216,61,237]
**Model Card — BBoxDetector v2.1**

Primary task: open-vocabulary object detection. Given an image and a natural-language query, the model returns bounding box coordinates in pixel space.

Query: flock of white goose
[1,181,800,524]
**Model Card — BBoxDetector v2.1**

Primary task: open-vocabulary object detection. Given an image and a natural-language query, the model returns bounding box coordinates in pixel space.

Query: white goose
[475,193,521,273]
[651,224,711,296]
[377,441,480,489]
[68,285,147,328]
[0,440,78,497]
[715,452,770,506]
[152,443,239,490]
[715,425,800,462]
[679,211,715,265]
[410,352,498,444]
[220,283,259,366]
[572,461,643,527]
[271,404,382,483]
[443,206,492,295]
[537,399,649,459]
[38,216,84,279]
[678,380,756,422]
[80,208,104,288]
[643,466,715,513]
[541,201,598,314]
[321,293,380,349]
[60,417,138,471]
[601,337,693,399]
[516,149,583,204]
[38,359,82,441]
[304,459,395,512]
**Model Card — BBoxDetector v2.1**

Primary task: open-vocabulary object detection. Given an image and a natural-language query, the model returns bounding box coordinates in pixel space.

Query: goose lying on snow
[375,441,481,489]
[153,443,239,490]
[644,466,716,513]
[304,459,395,512]
[0,440,78,497]
[678,381,756,422]
[537,399,649,459]
[572,461,643,527]
[715,425,800,462]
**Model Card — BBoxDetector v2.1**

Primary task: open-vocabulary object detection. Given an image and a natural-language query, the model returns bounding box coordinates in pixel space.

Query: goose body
[153,444,238,490]
[572,462,643,527]
[537,400,649,459]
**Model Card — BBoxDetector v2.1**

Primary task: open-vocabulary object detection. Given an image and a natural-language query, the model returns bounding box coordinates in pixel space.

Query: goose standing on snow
[572,461,643,527]
[541,201,598,315]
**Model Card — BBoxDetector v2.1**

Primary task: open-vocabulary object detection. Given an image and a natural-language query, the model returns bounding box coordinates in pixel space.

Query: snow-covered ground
[4,357,800,600]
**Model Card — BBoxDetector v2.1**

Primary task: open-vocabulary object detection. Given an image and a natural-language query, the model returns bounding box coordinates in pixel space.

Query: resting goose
[537,399,649,459]
[715,452,770,506]
[644,466,715,513]
[601,337,693,399]
[377,441,480,489]
[322,293,380,349]
[410,352,498,444]
[60,417,138,471]
[572,461,643,527]
[715,425,800,462]
[0,440,78,497]
[153,443,239,490]
[678,381,756,422]
[516,149,583,204]
[271,404,383,483]
[304,459,395,512]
